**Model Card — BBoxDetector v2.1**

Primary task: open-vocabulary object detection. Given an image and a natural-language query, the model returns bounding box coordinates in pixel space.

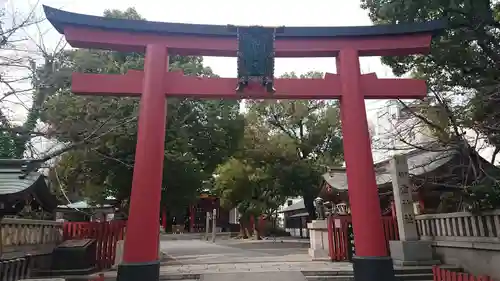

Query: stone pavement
[158,260,352,274]
[158,238,352,274]
[161,239,314,265]
[200,272,308,281]
[103,261,352,280]
[103,238,353,280]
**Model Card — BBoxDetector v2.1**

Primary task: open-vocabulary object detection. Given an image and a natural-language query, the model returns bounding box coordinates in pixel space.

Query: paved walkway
[160,239,351,276]
[103,238,352,280]
[161,239,315,265]
[201,272,308,281]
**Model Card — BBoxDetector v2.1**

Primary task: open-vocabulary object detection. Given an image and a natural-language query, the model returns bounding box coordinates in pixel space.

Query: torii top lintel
[44,6,446,57]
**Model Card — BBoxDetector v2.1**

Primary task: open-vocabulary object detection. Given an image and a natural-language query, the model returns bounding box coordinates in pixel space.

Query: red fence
[433,266,493,281]
[63,221,127,270]
[327,216,399,261]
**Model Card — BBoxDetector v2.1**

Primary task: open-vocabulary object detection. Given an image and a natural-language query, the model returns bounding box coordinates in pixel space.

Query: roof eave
[44,5,447,39]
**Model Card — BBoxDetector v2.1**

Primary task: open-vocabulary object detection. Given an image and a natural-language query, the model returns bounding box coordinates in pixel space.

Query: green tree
[0,3,64,158]
[215,71,343,223]
[214,156,282,239]
[245,71,344,219]
[360,0,499,152]
[42,8,244,215]
[360,0,500,210]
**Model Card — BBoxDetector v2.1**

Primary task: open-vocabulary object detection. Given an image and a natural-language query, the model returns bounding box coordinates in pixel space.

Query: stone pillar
[391,154,418,241]
[205,211,210,240]
[307,220,330,261]
[211,208,217,242]
[389,154,439,266]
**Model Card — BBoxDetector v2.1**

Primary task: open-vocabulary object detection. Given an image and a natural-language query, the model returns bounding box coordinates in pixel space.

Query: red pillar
[391,201,397,219]
[117,44,168,281]
[337,49,394,280]
[418,189,425,213]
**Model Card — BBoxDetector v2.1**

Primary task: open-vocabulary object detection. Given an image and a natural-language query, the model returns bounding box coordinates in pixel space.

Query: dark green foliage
[41,9,244,215]
[360,0,500,211]
[214,71,344,220]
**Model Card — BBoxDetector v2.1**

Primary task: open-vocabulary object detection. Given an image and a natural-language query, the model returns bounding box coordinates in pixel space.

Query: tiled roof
[0,159,59,212]
[0,160,42,195]
[323,147,456,190]
[281,200,305,213]
[57,200,113,209]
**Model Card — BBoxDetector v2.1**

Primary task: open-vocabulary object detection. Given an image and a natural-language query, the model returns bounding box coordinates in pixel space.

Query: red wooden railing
[433,266,493,281]
[63,221,127,270]
[327,216,399,261]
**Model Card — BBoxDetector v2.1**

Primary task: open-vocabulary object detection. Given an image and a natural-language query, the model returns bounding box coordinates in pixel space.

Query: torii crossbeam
[72,71,427,99]
[44,5,445,281]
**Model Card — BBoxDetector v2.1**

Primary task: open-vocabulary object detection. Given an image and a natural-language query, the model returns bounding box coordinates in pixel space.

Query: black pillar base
[116,260,160,281]
[352,256,395,281]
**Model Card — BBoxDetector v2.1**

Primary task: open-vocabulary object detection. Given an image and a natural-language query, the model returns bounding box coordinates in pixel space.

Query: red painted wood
[337,49,385,257]
[71,71,427,100]
[327,217,334,260]
[390,201,397,219]
[63,26,433,57]
[329,216,352,261]
[63,221,126,270]
[432,266,492,281]
[327,216,398,261]
[60,18,436,266]
[121,44,168,264]
[249,215,255,231]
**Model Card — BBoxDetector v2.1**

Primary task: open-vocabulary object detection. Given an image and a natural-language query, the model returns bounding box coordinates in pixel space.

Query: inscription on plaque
[346,222,355,261]
[390,155,419,241]
[403,213,415,224]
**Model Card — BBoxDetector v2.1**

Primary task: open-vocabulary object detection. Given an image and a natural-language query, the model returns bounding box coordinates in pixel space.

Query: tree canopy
[361,0,500,210]
[0,3,55,158]
[214,72,344,221]
[40,8,244,215]
[1,6,345,220]
[361,0,500,152]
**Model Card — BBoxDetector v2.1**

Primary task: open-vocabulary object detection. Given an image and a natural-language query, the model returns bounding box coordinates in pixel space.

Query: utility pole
[211,208,217,242]
[205,211,210,241]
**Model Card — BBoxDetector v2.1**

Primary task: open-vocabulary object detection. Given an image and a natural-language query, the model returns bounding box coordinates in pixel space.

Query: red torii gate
[44,6,445,281]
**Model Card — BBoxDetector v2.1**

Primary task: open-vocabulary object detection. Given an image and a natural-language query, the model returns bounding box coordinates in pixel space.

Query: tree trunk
[303,194,317,222]
[244,224,251,238]
[238,220,247,239]
[253,215,261,240]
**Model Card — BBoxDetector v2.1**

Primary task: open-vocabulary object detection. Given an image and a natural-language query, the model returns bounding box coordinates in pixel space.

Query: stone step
[302,265,463,281]
[306,278,433,281]
[304,274,433,281]
[44,265,463,281]
[302,265,461,277]
[159,274,201,280]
